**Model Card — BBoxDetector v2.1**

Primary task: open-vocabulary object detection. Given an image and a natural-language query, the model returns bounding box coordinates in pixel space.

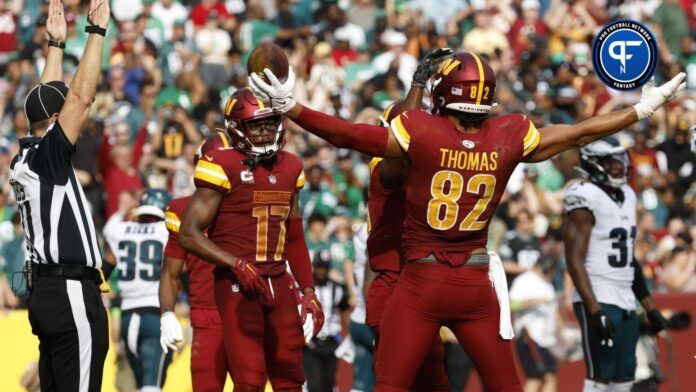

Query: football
[246,42,289,84]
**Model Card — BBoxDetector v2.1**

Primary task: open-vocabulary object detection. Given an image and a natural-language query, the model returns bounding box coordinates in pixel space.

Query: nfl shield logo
[269,174,277,184]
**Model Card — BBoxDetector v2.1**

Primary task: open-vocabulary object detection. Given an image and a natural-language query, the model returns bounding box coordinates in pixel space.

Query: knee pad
[609,381,633,392]
[584,379,609,392]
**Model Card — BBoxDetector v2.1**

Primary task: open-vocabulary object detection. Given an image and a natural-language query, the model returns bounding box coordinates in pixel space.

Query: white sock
[139,387,162,392]
[583,379,609,392]
[609,381,633,392]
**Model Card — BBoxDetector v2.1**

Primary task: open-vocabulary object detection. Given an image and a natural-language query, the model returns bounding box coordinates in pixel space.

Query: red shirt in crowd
[99,127,147,218]
[190,1,233,27]
[0,12,18,54]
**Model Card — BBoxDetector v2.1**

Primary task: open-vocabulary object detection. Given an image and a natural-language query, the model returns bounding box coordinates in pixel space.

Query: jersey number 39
[427,170,496,231]
[118,240,163,281]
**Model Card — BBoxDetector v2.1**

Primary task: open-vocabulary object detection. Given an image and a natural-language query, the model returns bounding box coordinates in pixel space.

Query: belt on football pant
[412,253,490,266]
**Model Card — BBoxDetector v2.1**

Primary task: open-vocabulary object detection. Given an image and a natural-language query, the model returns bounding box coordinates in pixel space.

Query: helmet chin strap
[242,153,277,172]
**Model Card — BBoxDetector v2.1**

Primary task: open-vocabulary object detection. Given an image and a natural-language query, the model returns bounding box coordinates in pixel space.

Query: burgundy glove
[300,292,325,337]
[232,259,268,299]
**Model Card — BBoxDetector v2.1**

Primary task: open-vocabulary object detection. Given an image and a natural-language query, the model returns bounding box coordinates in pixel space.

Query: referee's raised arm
[9,2,113,391]
[58,0,110,144]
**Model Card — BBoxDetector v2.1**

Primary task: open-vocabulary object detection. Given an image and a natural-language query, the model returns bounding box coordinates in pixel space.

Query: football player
[158,131,232,391]
[367,100,448,392]
[177,88,324,392]
[103,189,173,391]
[564,137,670,392]
[250,50,685,391]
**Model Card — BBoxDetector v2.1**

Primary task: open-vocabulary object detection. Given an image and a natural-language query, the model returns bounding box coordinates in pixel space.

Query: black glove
[412,47,454,87]
[647,309,670,334]
[589,310,615,347]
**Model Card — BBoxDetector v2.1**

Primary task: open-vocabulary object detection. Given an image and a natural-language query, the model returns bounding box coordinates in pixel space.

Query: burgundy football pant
[366,270,449,392]
[191,325,228,391]
[214,271,305,391]
[374,263,522,392]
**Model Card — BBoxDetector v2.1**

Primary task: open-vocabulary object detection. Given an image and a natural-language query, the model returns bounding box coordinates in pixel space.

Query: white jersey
[564,181,637,310]
[103,213,168,311]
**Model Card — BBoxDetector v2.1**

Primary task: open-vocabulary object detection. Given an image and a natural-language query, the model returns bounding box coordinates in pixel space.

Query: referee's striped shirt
[9,121,102,268]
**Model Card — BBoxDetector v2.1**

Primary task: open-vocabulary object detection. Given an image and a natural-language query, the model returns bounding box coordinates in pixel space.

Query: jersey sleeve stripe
[296,170,306,188]
[369,157,383,174]
[165,211,181,233]
[390,115,410,151]
[471,53,486,105]
[194,160,232,190]
[523,122,541,157]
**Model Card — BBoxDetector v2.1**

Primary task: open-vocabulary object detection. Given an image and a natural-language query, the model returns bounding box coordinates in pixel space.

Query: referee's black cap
[24,81,69,125]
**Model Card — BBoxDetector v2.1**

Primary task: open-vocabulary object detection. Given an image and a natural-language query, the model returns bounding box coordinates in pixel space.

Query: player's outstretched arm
[58,0,110,145]
[526,73,686,163]
[249,68,403,158]
[179,187,269,299]
[40,0,67,83]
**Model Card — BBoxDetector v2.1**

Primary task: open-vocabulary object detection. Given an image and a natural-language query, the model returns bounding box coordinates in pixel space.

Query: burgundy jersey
[164,196,217,310]
[389,110,540,266]
[194,149,305,277]
[366,158,406,273]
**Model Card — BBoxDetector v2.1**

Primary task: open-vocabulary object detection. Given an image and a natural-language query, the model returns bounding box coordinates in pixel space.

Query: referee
[9,1,111,390]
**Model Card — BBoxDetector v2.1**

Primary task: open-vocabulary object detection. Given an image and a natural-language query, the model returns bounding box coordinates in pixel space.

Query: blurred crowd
[1,0,695,390]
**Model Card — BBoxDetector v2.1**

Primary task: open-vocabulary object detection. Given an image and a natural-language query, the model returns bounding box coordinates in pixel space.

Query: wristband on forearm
[85,25,106,36]
[48,40,66,49]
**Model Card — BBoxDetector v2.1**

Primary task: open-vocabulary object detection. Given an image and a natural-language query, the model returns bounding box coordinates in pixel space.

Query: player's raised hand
[232,258,269,299]
[299,291,324,337]
[160,311,183,353]
[412,47,454,87]
[46,0,67,42]
[87,0,110,29]
[248,67,297,113]
[634,72,686,120]
[589,310,615,347]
